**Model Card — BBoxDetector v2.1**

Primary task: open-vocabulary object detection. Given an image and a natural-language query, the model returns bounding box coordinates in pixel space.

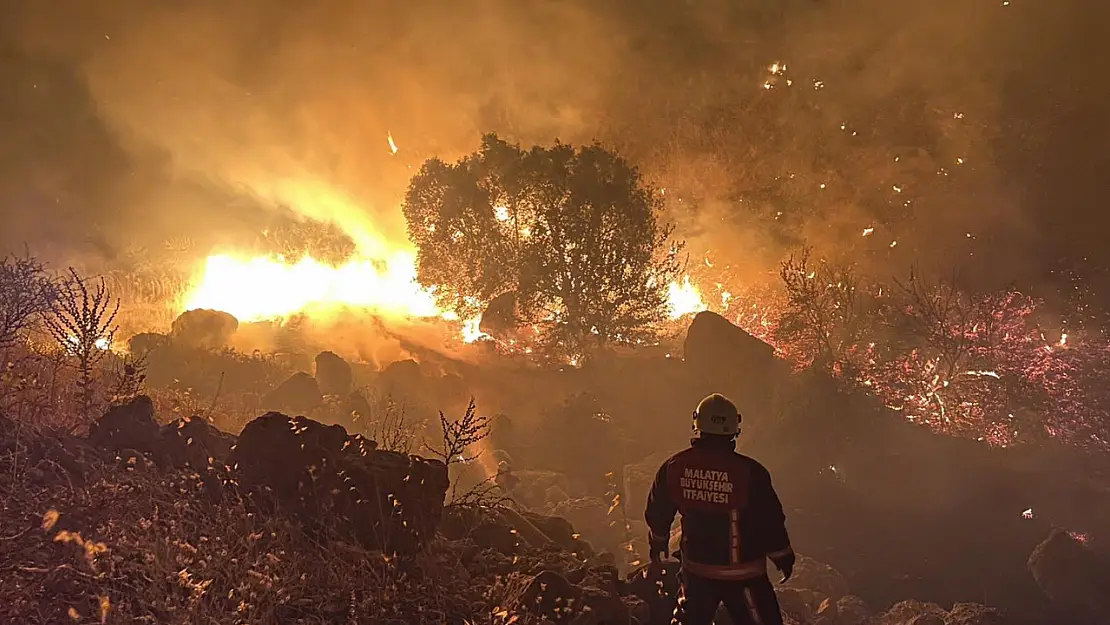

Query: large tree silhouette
[403,133,681,358]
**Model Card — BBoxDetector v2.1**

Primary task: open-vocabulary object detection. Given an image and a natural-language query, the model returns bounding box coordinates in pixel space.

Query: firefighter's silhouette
[645,393,795,625]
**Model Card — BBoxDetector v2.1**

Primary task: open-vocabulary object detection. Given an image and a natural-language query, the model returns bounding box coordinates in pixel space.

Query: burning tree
[403,133,682,358]
[774,247,865,369]
[43,268,120,420]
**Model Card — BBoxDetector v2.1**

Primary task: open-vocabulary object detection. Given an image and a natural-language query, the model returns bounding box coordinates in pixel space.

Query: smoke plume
[1,0,1107,293]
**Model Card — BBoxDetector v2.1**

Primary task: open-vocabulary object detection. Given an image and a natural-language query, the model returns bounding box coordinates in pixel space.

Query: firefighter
[645,393,795,625]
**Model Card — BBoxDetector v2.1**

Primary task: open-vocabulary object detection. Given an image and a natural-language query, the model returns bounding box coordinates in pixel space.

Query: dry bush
[0,427,483,624]
[426,398,491,468]
[356,389,424,454]
[43,268,120,421]
[105,352,149,407]
[424,398,508,509]
[775,247,864,369]
[0,343,96,433]
[0,251,55,348]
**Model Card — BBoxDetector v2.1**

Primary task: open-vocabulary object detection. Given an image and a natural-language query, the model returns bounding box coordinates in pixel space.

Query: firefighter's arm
[752,462,795,581]
[644,461,677,562]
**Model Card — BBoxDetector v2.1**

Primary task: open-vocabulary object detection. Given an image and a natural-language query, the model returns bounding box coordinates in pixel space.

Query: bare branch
[42,268,120,419]
[774,247,862,367]
[0,252,55,348]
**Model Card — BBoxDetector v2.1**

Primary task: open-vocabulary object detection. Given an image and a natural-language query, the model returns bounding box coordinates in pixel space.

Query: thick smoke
[1,0,1107,291]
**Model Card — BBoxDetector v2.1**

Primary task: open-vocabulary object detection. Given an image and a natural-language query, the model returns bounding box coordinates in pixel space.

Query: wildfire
[667,276,707,319]
[181,251,705,340]
[182,253,442,322]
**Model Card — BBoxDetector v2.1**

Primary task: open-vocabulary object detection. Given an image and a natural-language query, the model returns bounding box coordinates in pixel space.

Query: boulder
[227,412,449,554]
[88,396,160,454]
[171,309,239,349]
[160,415,236,470]
[1027,528,1110,621]
[261,372,323,414]
[521,512,595,558]
[127,332,170,355]
[88,396,239,473]
[314,351,353,397]
[683,311,774,379]
[380,359,423,394]
[470,521,522,556]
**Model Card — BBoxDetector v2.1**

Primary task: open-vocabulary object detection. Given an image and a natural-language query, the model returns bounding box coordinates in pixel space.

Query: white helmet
[693,393,741,437]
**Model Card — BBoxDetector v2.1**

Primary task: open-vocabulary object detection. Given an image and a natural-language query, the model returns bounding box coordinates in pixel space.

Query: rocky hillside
[4,400,1106,624]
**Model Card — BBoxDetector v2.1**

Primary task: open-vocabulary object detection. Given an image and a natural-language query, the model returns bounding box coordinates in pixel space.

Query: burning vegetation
[4,0,1110,622]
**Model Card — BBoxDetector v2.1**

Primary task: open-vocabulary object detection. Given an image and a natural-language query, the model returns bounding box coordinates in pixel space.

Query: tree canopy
[402,133,681,357]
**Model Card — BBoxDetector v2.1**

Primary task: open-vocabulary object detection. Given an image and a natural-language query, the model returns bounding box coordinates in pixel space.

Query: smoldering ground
[1,0,1108,294]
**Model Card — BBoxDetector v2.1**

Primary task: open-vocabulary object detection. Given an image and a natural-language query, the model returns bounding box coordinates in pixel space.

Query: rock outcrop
[88,396,161,454]
[228,412,450,554]
[88,396,234,471]
[1027,528,1110,622]
[261,371,323,414]
[315,351,353,397]
[170,309,239,349]
[683,311,775,387]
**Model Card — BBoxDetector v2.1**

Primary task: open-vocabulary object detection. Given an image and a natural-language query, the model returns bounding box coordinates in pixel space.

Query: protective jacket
[645,437,793,581]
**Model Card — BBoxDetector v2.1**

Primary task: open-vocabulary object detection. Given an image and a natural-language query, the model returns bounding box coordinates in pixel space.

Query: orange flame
[181,252,703,342]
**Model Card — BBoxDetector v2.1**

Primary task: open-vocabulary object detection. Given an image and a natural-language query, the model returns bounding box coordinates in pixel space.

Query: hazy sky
[1,0,1106,296]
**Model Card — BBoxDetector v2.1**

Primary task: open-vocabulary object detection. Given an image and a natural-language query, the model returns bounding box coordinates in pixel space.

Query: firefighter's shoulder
[659,447,695,469]
[731,452,773,479]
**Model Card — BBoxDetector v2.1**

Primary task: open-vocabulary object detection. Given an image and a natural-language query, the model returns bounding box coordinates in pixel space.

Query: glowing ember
[667,276,707,319]
[182,253,441,322]
[387,132,399,155]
